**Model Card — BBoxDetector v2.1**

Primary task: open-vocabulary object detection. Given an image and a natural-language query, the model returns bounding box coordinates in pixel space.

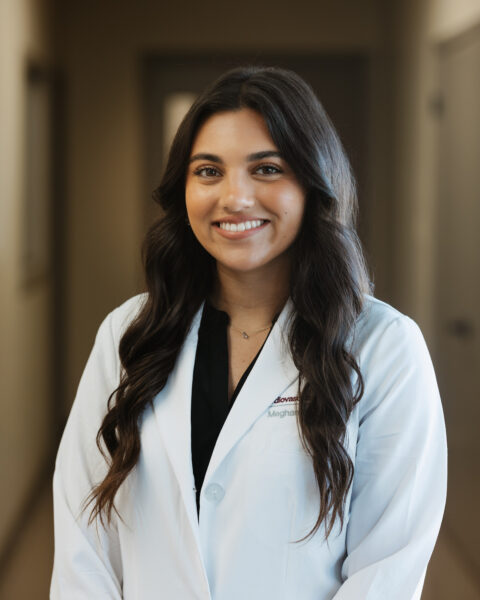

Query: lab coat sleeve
[331,315,447,600]
[51,310,126,599]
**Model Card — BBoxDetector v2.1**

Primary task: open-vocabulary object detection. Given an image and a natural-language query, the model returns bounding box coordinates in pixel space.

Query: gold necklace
[230,323,272,340]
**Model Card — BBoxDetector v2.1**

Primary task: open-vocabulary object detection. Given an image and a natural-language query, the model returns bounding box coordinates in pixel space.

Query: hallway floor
[0,484,478,600]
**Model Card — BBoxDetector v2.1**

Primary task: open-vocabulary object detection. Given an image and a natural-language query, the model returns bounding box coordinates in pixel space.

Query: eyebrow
[188,150,282,164]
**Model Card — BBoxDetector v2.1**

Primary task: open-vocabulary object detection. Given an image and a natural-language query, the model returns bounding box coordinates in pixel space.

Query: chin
[217,259,267,274]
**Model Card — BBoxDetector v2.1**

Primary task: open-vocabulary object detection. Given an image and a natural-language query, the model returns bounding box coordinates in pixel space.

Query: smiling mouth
[214,219,268,232]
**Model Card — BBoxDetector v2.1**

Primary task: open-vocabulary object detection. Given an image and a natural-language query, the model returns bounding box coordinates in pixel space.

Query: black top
[191,302,269,512]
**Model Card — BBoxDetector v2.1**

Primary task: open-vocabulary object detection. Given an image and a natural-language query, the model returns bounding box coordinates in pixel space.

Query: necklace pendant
[241,331,249,339]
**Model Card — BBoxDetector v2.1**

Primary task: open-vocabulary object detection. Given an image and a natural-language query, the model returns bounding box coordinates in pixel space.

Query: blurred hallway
[2,0,480,597]
[0,486,53,600]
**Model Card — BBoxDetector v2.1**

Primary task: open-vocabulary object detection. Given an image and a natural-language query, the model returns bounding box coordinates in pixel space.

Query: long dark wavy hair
[88,66,371,540]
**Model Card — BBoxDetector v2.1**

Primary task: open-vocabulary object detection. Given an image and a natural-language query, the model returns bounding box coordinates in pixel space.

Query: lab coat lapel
[151,306,203,539]
[203,299,299,485]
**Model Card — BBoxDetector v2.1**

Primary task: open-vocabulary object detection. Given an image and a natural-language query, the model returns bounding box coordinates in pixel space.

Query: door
[435,25,480,577]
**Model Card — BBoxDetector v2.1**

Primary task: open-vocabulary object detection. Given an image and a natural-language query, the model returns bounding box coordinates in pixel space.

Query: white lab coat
[51,294,447,600]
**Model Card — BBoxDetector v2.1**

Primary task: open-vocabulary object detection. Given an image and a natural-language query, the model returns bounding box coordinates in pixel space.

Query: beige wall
[0,0,54,550]
[428,0,480,40]
[55,0,390,409]
[389,0,480,342]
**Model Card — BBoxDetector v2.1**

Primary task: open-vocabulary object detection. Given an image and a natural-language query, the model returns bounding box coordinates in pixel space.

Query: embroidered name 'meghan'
[268,408,298,418]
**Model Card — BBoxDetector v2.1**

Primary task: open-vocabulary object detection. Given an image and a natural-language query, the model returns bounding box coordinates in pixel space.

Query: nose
[222,172,255,212]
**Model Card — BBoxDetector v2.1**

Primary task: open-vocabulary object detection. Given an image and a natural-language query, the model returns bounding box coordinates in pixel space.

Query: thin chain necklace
[229,323,272,340]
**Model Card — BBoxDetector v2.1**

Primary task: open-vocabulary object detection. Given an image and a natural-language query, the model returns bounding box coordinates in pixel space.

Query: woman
[51,66,447,599]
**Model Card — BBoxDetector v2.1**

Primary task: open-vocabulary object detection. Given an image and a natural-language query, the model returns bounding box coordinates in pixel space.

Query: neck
[212,262,290,329]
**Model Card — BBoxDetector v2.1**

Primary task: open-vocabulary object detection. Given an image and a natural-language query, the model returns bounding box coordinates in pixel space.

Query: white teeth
[218,219,265,232]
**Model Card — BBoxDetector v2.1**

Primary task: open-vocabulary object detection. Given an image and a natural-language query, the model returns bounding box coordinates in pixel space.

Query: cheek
[185,189,218,253]
[185,187,209,223]
[267,182,304,213]
[275,196,305,237]
[185,183,196,214]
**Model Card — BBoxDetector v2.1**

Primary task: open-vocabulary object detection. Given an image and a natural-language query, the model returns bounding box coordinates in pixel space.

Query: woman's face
[185,108,305,277]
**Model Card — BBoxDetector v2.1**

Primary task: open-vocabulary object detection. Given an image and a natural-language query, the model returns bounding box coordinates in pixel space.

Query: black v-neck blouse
[191,302,272,512]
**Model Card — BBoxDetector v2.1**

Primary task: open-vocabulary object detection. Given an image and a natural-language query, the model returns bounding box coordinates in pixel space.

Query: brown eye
[255,164,282,175]
[194,166,221,178]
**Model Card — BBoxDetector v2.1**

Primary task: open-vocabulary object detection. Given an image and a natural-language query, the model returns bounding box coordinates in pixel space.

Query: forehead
[190,108,277,154]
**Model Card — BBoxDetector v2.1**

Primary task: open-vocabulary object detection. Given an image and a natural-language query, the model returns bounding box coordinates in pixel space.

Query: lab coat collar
[151,307,203,547]
[151,299,298,543]
[203,298,298,484]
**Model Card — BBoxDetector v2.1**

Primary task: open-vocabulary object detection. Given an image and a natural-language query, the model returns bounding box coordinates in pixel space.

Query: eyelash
[193,166,221,178]
[193,164,283,178]
[255,164,283,175]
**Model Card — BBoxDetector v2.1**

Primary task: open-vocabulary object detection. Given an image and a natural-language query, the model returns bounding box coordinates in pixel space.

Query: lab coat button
[204,483,225,503]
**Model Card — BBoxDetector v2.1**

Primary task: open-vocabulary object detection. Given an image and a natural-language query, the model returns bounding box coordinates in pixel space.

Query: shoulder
[112,292,148,323]
[352,294,424,358]
[99,292,148,345]
[355,294,405,336]
[66,293,148,428]
[56,294,149,472]
[352,294,435,393]
[352,295,440,420]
